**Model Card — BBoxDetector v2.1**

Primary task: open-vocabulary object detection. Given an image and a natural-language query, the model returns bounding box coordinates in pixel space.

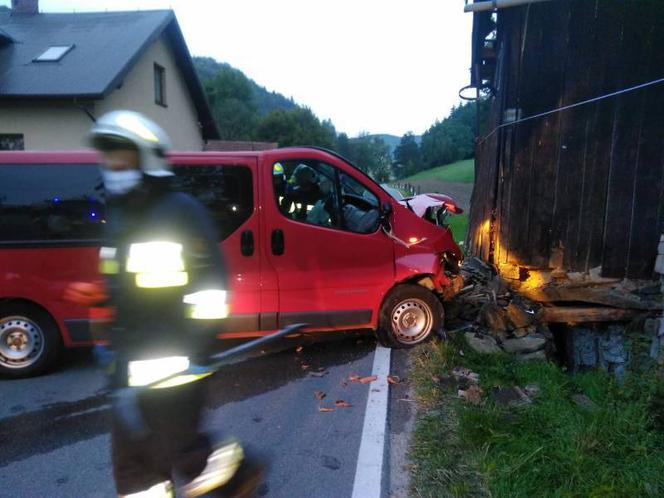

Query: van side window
[272,160,380,234]
[0,164,104,242]
[173,165,253,242]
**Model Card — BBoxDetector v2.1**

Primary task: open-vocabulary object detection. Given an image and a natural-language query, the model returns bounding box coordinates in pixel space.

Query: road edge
[351,345,391,498]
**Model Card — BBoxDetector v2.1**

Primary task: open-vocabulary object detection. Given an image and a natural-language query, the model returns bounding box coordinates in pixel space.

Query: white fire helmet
[88,110,173,177]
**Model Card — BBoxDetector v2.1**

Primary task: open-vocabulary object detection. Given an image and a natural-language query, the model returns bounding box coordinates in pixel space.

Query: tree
[346,134,392,182]
[254,107,336,148]
[202,66,257,140]
[393,132,422,177]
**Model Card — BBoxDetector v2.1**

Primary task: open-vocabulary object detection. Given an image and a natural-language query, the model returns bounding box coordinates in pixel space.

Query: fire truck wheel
[0,302,62,378]
[376,284,444,348]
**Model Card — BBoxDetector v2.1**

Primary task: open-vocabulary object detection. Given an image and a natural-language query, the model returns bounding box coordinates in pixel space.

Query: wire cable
[477,75,664,145]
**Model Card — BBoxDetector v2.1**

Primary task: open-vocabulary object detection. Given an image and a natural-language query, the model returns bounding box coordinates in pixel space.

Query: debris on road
[295,345,303,353]
[309,369,328,378]
[335,400,352,408]
[387,375,401,385]
[318,406,334,413]
[314,390,326,400]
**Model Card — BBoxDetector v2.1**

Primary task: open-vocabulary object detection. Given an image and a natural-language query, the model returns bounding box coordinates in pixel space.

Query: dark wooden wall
[468,0,664,279]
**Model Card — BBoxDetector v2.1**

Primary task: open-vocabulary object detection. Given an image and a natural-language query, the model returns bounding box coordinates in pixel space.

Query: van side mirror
[380,201,393,229]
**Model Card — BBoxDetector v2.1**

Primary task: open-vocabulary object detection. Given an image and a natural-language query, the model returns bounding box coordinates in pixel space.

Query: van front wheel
[0,303,62,378]
[376,284,444,348]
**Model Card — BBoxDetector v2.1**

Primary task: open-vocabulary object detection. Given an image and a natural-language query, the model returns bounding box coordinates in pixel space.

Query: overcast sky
[1,0,473,137]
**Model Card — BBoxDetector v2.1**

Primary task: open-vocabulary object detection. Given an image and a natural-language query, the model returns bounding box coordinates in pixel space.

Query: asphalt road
[0,334,388,498]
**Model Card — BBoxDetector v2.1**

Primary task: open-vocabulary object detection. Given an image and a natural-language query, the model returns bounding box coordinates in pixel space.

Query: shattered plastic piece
[335,400,352,408]
[314,390,326,400]
[387,375,401,385]
[359,375,378,384]
[318,407,334,412]
[349,374,361,382]
[309,370,328,378]
[296,346,303,353]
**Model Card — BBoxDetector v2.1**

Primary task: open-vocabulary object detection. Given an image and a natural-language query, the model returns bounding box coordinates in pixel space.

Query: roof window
[33,45,74,62]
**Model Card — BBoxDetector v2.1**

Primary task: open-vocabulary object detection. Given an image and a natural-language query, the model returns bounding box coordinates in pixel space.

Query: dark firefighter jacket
[101,177,227,386]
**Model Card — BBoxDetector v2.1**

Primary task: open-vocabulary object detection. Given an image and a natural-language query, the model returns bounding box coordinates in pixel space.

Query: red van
[0,147,463,377]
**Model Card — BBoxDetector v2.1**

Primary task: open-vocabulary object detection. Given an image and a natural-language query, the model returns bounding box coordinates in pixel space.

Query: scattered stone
[571,393,598,412]
[464,331,501,354]
[491,386,531,407]
[451,366,480,384]
[458,384,483,405]
[478,302,508,331]
[501,333,546,354]
[506,302,534,328]
[517,350,547,361]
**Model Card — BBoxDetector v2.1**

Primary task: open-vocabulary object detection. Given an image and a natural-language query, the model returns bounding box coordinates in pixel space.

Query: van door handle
[271,229,284,255]
[241,230,254,256]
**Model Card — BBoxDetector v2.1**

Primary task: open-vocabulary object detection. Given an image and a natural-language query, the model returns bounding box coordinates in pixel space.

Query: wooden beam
[538,306,638,323]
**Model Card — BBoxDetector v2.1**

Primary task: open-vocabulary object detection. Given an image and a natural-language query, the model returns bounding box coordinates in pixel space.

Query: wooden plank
[538,306,637,323]
[525,3,569,267]
[600,2,652,278]
[577,1,627,274]
[625,6,664,278]
[551,1,596,272]
[520,285,662,311]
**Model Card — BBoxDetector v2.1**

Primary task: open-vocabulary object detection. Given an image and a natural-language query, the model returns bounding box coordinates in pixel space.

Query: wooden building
[467,0,664,280]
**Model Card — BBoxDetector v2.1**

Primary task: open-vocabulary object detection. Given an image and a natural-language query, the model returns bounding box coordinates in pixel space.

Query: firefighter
[77,110,262,497]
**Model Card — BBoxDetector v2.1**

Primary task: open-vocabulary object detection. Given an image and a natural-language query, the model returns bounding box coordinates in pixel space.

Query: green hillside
[404,159,474,183]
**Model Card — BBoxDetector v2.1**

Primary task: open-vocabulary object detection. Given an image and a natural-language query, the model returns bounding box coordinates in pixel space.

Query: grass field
[447,213,469,246]
[405,159,475,184]
[410,336,664,498]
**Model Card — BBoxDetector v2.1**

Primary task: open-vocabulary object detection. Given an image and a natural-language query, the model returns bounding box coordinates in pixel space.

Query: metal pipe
[464,0,550,13]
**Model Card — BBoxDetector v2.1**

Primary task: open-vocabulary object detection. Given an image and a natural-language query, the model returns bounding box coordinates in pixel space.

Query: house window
[0,134,24,150]
[154,63,166,107]
[34,45,74,62]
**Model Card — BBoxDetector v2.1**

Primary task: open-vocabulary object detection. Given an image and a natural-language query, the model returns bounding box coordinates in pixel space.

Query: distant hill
[366,134,421,157]
[193,57,297,116]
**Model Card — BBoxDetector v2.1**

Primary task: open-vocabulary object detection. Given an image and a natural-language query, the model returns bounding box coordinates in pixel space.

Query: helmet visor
[90,133,139,153]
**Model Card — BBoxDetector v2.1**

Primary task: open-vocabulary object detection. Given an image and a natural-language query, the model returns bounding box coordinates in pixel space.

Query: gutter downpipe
[464,0,550,13]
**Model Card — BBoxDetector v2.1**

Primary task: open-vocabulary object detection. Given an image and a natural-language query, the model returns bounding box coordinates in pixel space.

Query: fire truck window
[174,165,253,242]
[0,164,104,242]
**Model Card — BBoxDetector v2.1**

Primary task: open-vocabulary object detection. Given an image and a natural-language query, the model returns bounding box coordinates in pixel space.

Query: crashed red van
[0,147,463,377]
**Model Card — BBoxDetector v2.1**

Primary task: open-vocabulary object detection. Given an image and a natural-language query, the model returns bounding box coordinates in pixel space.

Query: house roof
[0,9,219,139]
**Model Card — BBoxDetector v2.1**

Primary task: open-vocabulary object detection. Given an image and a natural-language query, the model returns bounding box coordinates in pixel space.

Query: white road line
[351,345,391,498]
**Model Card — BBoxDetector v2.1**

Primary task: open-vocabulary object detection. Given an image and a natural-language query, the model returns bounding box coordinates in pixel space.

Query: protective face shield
[88,110,173,179]
[102,169,143,196]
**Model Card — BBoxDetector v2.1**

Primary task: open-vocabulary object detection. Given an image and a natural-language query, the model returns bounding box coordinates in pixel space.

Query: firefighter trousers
[111,378,211,495]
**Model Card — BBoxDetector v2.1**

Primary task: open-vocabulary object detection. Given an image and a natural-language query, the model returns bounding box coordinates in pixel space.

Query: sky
[1,0,474,137]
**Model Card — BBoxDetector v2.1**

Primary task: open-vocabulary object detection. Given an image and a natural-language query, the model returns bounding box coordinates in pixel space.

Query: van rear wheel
[376,284,444,348]
[0,303,62,378]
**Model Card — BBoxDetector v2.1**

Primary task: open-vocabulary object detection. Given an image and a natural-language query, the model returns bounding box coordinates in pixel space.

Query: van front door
[262,153,395,331]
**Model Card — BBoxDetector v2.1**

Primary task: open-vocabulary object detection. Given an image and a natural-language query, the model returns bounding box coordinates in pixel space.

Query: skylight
[34,45,74,62]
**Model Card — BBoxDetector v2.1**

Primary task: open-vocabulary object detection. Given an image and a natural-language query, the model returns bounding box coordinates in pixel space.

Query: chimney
[11,0,39,14]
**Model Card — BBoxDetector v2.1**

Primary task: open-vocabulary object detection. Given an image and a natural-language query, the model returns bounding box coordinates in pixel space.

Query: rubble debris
[309,370,328,378]
[506,302,534,328]
[477,302,508,331]
[318,406,334,413]
[523,384,541,398]
[464,331,501,355]
[334,400,352,408]
[359,375,378,384]
[314,390,326,400]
